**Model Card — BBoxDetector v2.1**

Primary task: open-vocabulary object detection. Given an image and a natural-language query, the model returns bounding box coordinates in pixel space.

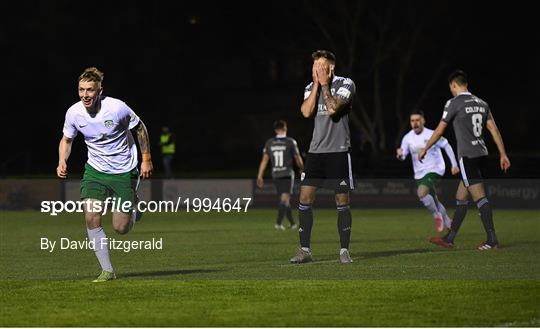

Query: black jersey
[263,136,300,178]
[441,92,491,159]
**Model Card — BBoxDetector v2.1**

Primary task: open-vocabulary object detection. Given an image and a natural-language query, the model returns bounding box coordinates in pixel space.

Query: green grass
[1,209,539,326]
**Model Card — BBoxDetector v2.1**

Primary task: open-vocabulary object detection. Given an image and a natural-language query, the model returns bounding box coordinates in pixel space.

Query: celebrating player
[256,120,304,230]
[290,50,356,264]
[397,109,459,232]
[57,67,153,282]
[419,70,511,250]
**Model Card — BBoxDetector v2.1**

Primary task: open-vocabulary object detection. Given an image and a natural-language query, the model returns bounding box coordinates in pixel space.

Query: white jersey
[63,96,140,174]
[399,128,457,180]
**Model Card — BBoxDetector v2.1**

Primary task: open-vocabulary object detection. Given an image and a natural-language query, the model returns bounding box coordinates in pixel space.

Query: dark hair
[311,50,336,63]
[410,109,424,117]
[448,70,468,86]
[273,120,287,130]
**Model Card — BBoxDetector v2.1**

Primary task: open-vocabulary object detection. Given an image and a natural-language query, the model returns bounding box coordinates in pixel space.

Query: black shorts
[273,175,294,194]
[301,152,354,193]
[458,156,486,187]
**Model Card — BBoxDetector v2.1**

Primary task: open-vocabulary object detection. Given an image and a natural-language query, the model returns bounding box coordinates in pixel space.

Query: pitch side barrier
[254,179,540,209]
[0,179,538,210]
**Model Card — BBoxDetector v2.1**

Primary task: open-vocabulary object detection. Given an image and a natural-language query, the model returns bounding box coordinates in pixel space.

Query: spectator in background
[159,126,176,178]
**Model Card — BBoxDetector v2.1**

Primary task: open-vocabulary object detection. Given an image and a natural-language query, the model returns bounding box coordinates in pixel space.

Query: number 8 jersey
[263,136,300,178]
[441,91,491,159]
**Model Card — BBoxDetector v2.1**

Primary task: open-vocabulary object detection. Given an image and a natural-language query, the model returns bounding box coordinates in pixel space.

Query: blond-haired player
[57,67,153,282]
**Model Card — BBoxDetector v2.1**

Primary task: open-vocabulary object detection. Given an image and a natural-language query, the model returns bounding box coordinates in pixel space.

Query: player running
[57,67,153,282]
[256,120,304,230]
[290,50,356,264]
[419,70,510,250]
[397,109,460,232]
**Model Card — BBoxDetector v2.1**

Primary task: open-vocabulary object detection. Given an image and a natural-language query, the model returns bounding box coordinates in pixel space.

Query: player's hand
[418,148,426,162]
[312,63,319,85]
[500,154,511,173]
[315,62,331,85]
[256,177,264,188]
[140,161,153,179]
[57,160,68,178]
[451,166,460,175]
[396,148,403,160]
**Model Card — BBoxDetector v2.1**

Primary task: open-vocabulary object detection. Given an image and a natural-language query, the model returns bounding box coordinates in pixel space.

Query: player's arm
[300,64,319,118]
[486,113,511,172]
[57,135,73,178]
[419,121,448,162]
[316,63,351,117]
[320,85,350,117]
[132,120,153,178]
[396,138,409,161]
[294,154,304,173]
[439,139,460,175]
[256,153,270,188]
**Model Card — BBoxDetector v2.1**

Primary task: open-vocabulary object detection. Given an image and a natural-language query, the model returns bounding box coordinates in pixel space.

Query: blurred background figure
[158,126,176,178]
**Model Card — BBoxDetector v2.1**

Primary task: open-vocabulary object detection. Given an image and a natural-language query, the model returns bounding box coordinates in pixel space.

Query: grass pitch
[1,208,539,326]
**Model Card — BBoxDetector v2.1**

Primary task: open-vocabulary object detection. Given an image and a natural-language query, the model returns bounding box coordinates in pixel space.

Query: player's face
[313,58,335,76]
[410,114,425,133]
[78,80,102,109]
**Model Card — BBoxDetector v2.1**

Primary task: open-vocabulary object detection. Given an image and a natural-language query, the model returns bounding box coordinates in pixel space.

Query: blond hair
[78,67,104,83]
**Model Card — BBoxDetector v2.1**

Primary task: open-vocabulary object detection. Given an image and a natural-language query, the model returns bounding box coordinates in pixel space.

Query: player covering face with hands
[57,67,153,282]
[293,50,356,264]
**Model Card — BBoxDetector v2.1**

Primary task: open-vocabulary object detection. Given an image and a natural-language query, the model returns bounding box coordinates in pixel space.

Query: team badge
[104,120,114,128]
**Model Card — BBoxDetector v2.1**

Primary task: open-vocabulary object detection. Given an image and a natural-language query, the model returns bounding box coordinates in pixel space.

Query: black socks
[298,203,313,248]
[337,204,352,249]
[445,200,468,243]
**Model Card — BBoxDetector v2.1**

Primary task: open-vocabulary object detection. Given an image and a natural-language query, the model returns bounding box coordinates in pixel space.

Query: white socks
[437,201,449,218]
[340,248,348,255]
[420,194,439,216]
[87,226,113,273]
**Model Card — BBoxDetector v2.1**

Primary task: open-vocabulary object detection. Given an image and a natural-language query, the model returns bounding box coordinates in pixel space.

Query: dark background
[2,0,539,178]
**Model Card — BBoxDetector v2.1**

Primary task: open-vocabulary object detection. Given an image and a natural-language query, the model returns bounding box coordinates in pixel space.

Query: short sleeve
[118,102,140,129]
[441,99,458,123]
[263,140,270,155]
[336,78,355,103]
[486,104,493,121]
[303,83,313,100]
[291,139,300,155]
[62,110,78,139]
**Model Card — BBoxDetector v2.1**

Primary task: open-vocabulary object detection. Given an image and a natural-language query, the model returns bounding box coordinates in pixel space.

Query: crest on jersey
[104,120,114,128]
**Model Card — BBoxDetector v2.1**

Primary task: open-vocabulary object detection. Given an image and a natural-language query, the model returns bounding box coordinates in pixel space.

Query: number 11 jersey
[263,136,300,178]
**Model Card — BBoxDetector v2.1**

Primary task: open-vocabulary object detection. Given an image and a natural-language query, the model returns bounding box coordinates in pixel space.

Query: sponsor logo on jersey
[336,87,351,98]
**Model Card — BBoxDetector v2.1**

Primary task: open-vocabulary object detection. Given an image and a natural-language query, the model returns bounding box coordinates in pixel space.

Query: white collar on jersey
[458,91,472,96]
[276,134,287,138]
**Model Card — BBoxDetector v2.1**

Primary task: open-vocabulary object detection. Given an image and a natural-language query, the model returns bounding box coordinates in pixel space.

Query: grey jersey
[441,92,491,159]
[304,75,356,153]
[263,137,300,178]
